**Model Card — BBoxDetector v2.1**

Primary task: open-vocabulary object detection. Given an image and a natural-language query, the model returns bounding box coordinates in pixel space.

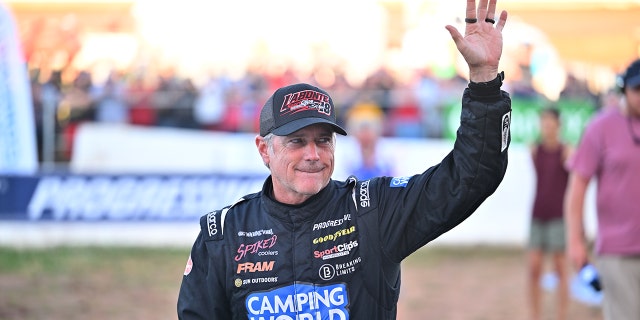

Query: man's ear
[255,135,270,167]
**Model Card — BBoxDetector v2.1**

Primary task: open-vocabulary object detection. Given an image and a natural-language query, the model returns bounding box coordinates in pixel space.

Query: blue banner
[0,174,267,221]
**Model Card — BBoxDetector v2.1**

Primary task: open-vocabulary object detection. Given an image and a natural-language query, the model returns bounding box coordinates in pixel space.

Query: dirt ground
[0,245,602,320]
[398,246,602,320]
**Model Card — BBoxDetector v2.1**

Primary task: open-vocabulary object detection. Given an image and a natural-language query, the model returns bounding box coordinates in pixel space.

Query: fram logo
[237,261,275,273]
[235,235,278,261]
[245,282,349,319]
[280,90,332,116]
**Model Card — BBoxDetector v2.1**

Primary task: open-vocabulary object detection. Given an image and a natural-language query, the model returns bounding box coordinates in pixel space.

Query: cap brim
[626,74,640,89]
[271,117,347,136]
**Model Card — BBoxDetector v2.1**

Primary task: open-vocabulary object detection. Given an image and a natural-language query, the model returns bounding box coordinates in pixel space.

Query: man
[527,108,571,320]
[565,58,640,320]
[344,99,393,180]
[178,0,511,318]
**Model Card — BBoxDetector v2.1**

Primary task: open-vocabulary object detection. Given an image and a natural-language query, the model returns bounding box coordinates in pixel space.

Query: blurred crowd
[29,62,602,162]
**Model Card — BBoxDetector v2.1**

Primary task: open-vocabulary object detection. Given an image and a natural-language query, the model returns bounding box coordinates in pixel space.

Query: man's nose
[303,142,321,160]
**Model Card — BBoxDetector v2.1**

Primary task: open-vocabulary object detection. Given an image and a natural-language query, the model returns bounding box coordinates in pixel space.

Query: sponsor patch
[238,277,279,287]
[501,111,511,152]
[183,255,193,276]
[319,264,336,281]
[237,261,275,273]
[314,240,359,260]
[257,250,278,257]
[235,235,278,261]
[359,180,370,207]
[390,176,409,188]
[313,214,351,231]
[245,282,349,319]
[206,209,227,240]
[334,257,361,278]
[280,90,332,116]
[207,211,219,237]
[238,229,274,237]
[319,257,362,281]
[312,226,355,244]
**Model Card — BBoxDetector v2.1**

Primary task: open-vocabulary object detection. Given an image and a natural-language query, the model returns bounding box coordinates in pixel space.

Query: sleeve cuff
[468,71,504,99]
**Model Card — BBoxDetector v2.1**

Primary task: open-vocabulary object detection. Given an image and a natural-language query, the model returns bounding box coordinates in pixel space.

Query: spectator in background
[59,70,95,123]
[345,99,394,179]
[152,73,180,127]
[58,70,95,160]
[527,108,571,320]
[414,68,444,138]
[387,88,423,138]
[194,75,229,130]
[93,70,128,124]
[126,74,156,126]
[364,65,396,115]
[172,78,198,129]
[39,71,63,162]
[565,58,640,320]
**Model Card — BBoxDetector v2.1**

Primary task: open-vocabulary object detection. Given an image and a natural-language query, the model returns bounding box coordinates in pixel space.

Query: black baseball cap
[623,59,640,89]
[259,83,347,137]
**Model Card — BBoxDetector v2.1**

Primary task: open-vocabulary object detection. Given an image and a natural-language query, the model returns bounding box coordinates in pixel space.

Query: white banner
[0,2,37,174]
[69,124,598,245]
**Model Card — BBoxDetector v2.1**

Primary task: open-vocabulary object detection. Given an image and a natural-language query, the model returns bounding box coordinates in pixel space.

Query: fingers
[466,0,500,25]
[477,0,490,20]
[495,10,508,32]
[486,0,497,20]
[445,25,463,46]
[465,0,477,20]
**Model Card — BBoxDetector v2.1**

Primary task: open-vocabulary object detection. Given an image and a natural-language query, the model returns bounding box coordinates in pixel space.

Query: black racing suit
[178,78,512,320]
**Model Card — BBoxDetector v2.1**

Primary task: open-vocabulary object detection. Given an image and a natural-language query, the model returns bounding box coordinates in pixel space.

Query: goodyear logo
[312,226,355,245]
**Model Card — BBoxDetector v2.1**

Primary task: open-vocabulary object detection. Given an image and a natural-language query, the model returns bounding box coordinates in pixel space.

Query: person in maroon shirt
[527,108,572,320]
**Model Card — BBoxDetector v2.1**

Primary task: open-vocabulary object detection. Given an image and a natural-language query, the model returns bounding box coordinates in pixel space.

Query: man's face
[625,85,640,117]
[256,124,336,205]
[539,112,560,143]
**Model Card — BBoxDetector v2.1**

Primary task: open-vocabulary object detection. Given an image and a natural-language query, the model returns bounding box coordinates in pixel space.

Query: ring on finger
[485,18,495,24]
[464,18,478,23]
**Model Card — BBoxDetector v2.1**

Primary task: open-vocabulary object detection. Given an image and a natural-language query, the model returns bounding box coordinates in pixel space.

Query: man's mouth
[297,167,324,174]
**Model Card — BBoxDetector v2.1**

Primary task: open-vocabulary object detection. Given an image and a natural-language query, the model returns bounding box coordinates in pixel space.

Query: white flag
[0,2,37,174]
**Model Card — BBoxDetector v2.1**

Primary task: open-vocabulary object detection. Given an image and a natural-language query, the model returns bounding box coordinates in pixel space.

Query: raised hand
[445,0,508,82]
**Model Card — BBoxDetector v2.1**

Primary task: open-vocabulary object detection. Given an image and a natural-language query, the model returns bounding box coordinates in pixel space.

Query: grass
[0,246,191,320]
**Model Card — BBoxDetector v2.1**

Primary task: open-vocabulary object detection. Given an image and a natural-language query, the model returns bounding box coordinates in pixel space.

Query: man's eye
[289,138,303,144]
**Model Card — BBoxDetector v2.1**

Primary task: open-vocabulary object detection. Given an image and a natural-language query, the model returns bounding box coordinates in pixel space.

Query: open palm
[446,0,508,82]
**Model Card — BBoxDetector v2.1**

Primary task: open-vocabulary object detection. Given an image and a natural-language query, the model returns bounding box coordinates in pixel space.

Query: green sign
[443,97,597,146]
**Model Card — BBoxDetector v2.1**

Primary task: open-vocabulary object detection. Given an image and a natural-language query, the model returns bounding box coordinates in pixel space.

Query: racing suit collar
[262,176,335,225]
